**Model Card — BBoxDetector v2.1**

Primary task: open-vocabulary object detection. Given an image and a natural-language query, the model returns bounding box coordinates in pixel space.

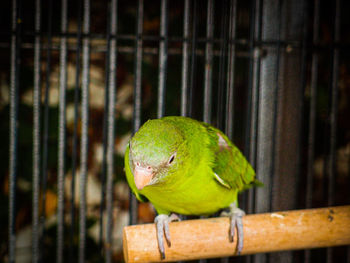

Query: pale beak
[133,166,154,190]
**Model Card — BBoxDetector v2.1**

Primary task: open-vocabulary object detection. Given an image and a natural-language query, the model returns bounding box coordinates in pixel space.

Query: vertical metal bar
[57,0,68,262]
[70,0,82,261]
[288,0,308,256]
[9,0,20,262]
[105,0,118,262]
[255,0,277,214]
[100,1,112,251]
[328,0,340,212]
[79,0,90,261]
[32,0,41,262]
[298,0,308,204]
[247,0,262,172]
[133,0,144,133]
[189,0,198,118]
[269,0,282,213]
[181,0,190,117]
[130,0,144,225]
[244,3,261,263]
[245,1,262,230]
[254,0,279,262]
[203,0,214,124]
[304,0,320,225]
[217,0,229,130]
[305,0,320,211]
[225,0,237,140]
[327,1,340,262]
[157,0,169,118]
[304,3,319,260]
[41,0,53,256]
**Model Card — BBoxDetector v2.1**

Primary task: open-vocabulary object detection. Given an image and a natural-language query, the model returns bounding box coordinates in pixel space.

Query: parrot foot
[154,213,180,260]
[221,203,245,255]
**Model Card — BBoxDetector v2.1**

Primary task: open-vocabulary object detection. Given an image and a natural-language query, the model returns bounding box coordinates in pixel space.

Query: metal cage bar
[304,0,320,260]
[246,0,263,220]
[100,0,112,252]
[9,0,20,262]
[6,36,350,55]
[217,0,229,130]
[189,0,198,118]
[32,0,41,262]
[157,0,169,118]
[327,1,341,262]
[79,0,91,261]
[69,0,83,261]
[40,0,53,259]
[57,0,68,262]
[181,0,190,117]
[130,0,144,225]
[203,0,214,124]
[306,0,320,210]
[2,0,350,262]
[225,0,237,140]
[105,0,118,262]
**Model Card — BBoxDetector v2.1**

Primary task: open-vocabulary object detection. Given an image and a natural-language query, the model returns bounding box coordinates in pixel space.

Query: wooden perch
[123,205,350,263]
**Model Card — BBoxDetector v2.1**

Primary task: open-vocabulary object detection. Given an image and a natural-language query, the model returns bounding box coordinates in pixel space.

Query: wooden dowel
[123,206,350,262]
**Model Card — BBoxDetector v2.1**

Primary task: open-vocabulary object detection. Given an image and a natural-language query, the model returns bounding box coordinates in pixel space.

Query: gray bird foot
[154,213,180,260]
[221,202,245,255]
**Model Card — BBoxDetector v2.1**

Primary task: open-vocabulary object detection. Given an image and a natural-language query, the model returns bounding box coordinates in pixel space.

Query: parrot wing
[124,144,148,202]
[204,124,256,192]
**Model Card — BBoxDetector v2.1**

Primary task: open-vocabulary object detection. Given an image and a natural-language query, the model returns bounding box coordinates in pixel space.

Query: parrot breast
[138,157,238,215]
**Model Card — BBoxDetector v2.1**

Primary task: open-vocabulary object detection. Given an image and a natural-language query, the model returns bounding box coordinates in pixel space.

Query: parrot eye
[168,153,176,165]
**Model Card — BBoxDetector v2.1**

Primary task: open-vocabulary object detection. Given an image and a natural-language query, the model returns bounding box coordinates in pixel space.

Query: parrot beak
[133,165,154,190]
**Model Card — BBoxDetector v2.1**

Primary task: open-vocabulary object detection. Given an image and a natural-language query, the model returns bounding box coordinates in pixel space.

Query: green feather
[124,116,257,216]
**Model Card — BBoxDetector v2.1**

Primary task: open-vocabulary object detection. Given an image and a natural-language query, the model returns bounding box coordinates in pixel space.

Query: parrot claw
[154,213,180,260]
[221,203,245,255]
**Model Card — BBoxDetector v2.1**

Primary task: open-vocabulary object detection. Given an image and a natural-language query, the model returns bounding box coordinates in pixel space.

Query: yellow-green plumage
[124,116,256,216]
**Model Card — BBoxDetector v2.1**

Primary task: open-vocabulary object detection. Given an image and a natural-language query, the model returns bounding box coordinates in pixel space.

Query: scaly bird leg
[221,202,246,255]
[154,213,180,259]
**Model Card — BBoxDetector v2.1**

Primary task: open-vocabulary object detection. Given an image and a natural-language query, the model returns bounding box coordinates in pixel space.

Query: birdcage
[1,0,350,262]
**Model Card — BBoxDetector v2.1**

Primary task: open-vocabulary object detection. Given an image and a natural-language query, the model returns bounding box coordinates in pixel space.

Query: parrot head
[128,119,186,190]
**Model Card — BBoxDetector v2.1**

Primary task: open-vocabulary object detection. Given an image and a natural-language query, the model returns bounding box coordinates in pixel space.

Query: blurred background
[0,0,349,262]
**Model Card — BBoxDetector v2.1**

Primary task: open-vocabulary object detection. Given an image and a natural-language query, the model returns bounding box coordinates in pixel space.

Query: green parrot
[124,116,257,259]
